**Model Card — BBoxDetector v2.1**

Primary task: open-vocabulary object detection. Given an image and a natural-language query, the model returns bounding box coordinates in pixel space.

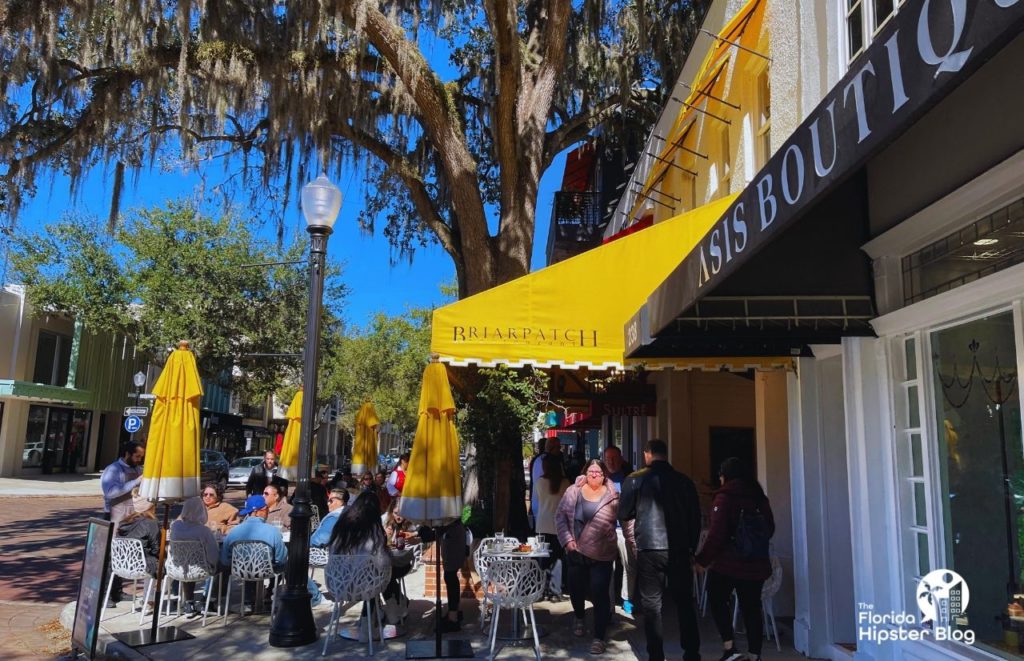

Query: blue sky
[11,150,568,328]
[6,24,570,329]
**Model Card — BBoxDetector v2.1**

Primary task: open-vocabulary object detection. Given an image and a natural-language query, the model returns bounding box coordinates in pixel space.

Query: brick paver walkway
[0,495,105,658]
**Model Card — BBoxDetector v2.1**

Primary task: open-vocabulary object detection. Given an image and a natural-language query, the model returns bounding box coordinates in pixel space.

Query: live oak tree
[9,203,346,400]
[1,0,708,296]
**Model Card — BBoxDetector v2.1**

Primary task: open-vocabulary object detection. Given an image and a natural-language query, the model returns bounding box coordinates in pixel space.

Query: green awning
[0,380,92,406]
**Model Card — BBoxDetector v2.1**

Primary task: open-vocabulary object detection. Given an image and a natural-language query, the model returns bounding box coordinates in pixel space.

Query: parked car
[22,440,43,466]
[200,449,231,489]
[227,456,264,488]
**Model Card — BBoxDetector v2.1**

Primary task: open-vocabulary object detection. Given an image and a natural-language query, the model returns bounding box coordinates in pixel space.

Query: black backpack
[734,506,771,558]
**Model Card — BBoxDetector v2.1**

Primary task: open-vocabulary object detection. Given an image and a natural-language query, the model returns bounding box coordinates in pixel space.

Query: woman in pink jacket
[555,459,619,655]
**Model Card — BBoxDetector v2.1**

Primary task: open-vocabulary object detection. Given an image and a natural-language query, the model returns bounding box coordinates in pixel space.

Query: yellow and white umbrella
[399,363,462,525]
[351,400,379,476]
[278,388,303,481]
[139,341,203,501]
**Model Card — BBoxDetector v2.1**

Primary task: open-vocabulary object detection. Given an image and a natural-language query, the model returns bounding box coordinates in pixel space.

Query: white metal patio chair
[473,537,503,631]
[486,558,546,661]
[222,541,283,625]
[160,540,219,627]
[102,537,156,626]
[321,553,392,656]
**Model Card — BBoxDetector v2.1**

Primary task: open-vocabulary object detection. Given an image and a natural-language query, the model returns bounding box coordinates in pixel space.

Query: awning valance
[431,195,738,370]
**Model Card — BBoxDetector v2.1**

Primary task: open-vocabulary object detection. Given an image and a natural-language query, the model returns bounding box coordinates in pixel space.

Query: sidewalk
[73,565,806,660]
[0,473,103,497]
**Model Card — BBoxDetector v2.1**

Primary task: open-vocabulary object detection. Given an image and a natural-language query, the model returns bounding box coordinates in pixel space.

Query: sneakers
[441,617,461,633]
[382,624,398,639]
[717,650,746,661]
[589,639,606,655]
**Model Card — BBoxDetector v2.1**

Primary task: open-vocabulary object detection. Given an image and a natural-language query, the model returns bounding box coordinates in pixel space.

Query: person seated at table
[309,469,330,520]
[219,495,327,609]
[329,492,401,638]
[170,496,219,617]
[200,481,239,535]
[263,482,293,531]
[382,498,420,547]
[375,471,392,514]
[311,489,349,547]
[118,490,161,576]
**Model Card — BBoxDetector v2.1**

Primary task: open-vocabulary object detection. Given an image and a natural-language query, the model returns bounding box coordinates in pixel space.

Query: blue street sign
[124,416,143,434]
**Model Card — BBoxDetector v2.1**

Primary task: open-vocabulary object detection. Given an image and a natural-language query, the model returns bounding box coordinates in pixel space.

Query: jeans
[707,570,765,655]
[566,552,613,639]
[611,528,634,604]
[636,550,700,661]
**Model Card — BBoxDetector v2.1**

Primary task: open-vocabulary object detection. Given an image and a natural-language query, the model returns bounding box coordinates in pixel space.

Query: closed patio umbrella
[399,362,463,525]
[139,341,203,501]
[400,361,469,658]
[278,388,303,481]
[131,340,202,646]
[351,400,379,476]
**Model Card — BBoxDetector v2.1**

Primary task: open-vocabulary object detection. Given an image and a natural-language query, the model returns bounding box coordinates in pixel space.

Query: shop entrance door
[41,408,71,474]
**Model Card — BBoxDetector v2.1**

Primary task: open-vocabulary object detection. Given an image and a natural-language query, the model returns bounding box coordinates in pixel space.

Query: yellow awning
[629,0,767,221]
[431,195,738,370]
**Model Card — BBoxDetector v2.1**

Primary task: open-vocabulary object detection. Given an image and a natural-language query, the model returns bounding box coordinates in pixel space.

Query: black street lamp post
[269,174,342,648]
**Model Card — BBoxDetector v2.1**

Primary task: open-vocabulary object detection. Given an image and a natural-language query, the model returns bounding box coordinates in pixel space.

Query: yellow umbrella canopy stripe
[399,363,463,525]
[278,389,303,481]
[140,342,204,501]
[351,401,380,476]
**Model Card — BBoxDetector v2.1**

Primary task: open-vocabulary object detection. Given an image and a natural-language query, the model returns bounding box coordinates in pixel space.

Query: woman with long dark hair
[330,491,387,555]
[329,492,405,639]
[696,457,776,661]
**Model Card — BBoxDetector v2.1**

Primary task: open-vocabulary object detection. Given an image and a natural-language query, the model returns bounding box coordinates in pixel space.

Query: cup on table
[495,531,505,542]
[536,533,545,544]
[527,536,537,547]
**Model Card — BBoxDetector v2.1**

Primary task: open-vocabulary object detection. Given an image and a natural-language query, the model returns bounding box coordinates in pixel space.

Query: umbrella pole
[149,503,169,640]
[115,501,193,648]
[435,526,442,657]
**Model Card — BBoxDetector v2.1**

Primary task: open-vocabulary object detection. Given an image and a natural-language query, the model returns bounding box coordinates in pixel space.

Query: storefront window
[22,405,47,468]
[931,310,1023,654]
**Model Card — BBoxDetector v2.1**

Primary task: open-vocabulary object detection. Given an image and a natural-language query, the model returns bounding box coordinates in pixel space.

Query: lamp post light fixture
[130,370,146,442]
[269,174,342,648]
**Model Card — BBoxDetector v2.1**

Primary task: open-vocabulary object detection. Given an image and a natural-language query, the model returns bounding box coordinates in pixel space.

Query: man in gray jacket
[619,439,702,661]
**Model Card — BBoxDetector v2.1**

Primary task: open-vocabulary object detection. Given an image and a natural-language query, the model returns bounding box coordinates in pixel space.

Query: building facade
[0,284,145,476]
[621,0,1024,659]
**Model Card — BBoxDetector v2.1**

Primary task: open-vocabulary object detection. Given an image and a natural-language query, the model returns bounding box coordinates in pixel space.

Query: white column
[756,369,793,616]
[843,336,901,661]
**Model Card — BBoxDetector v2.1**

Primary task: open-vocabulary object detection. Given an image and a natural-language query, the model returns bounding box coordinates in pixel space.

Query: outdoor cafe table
[481,545,551,640]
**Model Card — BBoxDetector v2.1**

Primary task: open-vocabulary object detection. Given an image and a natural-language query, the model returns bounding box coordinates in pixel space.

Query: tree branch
[329,120,457,261]
[484,0,523,225]
[543,93,624,168]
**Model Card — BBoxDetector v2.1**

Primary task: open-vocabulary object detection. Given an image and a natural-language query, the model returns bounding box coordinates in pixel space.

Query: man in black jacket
[619,438,702,661]
[245,450,289,497]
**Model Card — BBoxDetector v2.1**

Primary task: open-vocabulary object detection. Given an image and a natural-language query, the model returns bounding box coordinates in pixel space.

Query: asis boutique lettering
[694,0,1012,289]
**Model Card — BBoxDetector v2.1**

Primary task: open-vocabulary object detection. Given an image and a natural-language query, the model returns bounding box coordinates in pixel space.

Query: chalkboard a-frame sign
[71,518,114,659]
